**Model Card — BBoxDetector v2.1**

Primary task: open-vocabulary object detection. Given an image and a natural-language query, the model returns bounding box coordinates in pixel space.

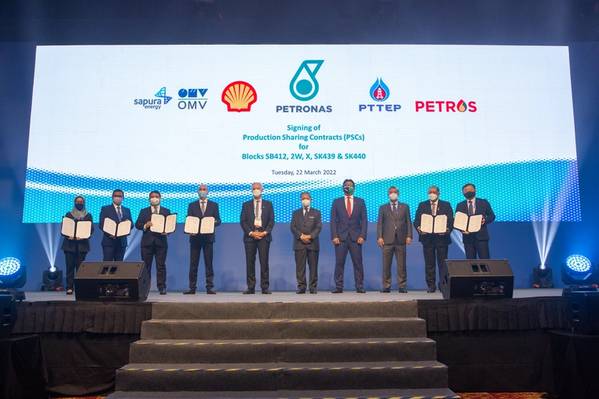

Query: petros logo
[221,81,257,112]
[276,60,332,113]
[133,87,172,110]
[177,88,208,110]
[358,78,401,112]
[415,99,478,113]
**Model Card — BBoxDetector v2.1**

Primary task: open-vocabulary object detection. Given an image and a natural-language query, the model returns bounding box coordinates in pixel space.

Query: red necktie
[346,196,352,216]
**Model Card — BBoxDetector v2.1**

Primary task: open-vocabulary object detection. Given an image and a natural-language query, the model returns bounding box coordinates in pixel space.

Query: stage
[8,289,571,397]
[19,288,562,303]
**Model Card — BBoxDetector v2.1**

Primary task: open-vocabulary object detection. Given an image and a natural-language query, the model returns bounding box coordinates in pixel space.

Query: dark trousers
[382,243,407,289]
[141,243,167,290]
[464,236,490,259]
[334,240,364,290]
[64,250,87,290]
[244,239,270,291]
[295,248,319,291]
[189,240,214,290]
[102,243,125,261]
[423,243,449,290]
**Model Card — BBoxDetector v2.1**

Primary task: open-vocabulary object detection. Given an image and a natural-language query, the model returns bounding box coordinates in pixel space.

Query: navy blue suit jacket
[455,198,495,241]
[135,206,172,247]
[240,199,275,242]
[414,199,454,246]
[330,196,368,241]
[99,204,132,247]
[187,200,221,243]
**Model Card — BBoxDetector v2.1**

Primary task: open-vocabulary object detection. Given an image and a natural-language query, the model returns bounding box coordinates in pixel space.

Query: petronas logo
[289,60,323,101]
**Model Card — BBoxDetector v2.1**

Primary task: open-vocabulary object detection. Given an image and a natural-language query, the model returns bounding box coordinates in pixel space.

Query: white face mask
[428,193,438,201]
[198,190,208,199]
[150,197,160,206]
[302,199,311,208]
[252,189,262,198]
[389,192,398,201]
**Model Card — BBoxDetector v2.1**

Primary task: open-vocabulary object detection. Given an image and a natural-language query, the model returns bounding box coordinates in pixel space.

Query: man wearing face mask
[456,183,495,259]
[135,191,171,295]
[240,182,275,294]
[414,186,454,293]
[99,189,132,261]
[376,186,413,293]
[184,184,221,295]
[290,192,322,294]
[330,179,368,293]
[61,196,94,295]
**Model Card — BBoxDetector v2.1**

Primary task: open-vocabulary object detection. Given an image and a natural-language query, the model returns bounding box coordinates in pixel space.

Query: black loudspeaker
[443,259,514,299]
[564,290,599,334]
[74,261,150,302]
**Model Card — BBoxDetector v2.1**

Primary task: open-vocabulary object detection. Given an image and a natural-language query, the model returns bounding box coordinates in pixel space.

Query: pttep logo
[358,78,401,113]
[415,99,478,113]
[221,81,257,112]
[290,60,323,101]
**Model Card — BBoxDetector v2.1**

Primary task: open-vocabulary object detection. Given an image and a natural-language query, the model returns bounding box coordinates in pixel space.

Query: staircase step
[140,317,426,339]
[151,301,418,319]
[108,387,459,398]
[130,337,436,363]
[116,361,448,391]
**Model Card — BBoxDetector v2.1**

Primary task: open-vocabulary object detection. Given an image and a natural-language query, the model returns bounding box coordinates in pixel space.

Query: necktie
[255,200,260,219]
[152,206,158,215]
[432,202,437,216]
[116,206,122,221]
[392,203,397,214]
[468,200,474,216]
[304,207,309,217]
[201,201,206,214]
[346,196,352,216]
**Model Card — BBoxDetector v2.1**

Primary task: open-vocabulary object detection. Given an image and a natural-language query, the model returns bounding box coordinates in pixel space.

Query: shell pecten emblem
[221,81,257,112]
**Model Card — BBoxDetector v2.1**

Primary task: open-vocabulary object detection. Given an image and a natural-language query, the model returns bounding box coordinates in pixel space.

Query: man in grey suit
[376,186,413,293]
[290,192,322,294]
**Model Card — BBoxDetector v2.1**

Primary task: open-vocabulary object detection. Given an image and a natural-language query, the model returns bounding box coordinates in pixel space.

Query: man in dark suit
[376,186,413,293]
[414,185,454,293]
[240,182,275,294]
[184,184,221,295]
[290,192,322,294]
[331,179,368,293]
[99,189,132,261]
[455,183,495,259]
[135,190,171,295]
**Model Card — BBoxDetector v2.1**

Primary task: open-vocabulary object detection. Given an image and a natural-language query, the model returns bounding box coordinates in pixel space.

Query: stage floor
[22,288,562,303]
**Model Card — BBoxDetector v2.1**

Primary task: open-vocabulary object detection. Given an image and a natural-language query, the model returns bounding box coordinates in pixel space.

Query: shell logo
[221,81,257,112]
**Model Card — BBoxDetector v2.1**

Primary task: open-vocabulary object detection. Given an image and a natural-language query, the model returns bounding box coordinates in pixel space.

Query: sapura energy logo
[221,81,257,112]
[415,99,478,113]
[276,60,332,113]
[177,88,208,110]
[358,78,401,112]
[133,87,172,110]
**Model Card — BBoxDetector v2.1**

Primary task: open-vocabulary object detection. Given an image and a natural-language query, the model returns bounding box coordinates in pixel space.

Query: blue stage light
[0,257,21,277]
[0,257,26,290]
[565,254,592,273]
[562,254,597,288]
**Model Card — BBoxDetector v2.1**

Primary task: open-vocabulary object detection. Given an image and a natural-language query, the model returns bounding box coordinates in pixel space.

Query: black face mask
[343,186,354,195]
[75,203,84,210]
[464,191,475,199]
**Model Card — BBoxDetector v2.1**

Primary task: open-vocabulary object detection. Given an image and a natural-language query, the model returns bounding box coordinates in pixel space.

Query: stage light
[532,264,553,288]
[0,257,26,289]
[562,254,598,290]
[42,266,63,291]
